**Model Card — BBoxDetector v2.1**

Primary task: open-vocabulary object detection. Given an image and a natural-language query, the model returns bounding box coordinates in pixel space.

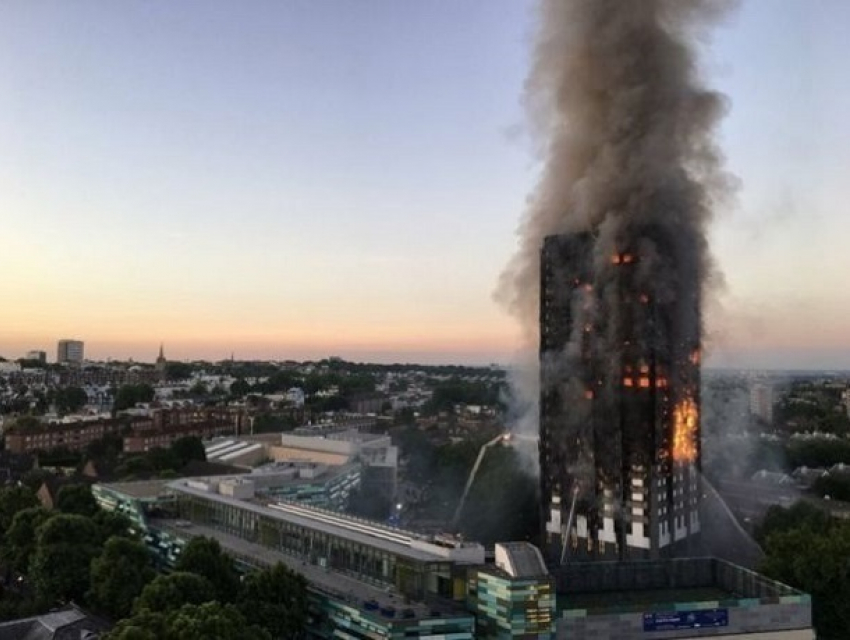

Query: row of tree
[422,377,505,415]
[757,502,850,639]
[0,483,308,638]
[107,538,307,640]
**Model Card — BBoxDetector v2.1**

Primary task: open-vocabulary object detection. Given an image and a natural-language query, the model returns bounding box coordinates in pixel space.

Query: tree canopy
[29,514,102,603]
[56,483,100,517]
[1,506,50,574]
[758,502,850,639]
[107,603,271,640]
[174,537,240,603]
[54,386,88,414]
[88,537,156,619]
[113,384,155,412]
[0,485,39,537]
[238,563,308,639]
[170,436,206,468]
[133,572,216,615]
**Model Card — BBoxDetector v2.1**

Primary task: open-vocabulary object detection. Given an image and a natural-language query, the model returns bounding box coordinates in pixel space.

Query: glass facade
[173,491,454,601]
[467,569,556,640]
[309,594,475,640]
[94,480,484,640]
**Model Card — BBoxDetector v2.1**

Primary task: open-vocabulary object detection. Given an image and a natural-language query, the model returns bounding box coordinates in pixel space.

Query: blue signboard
[643,608,728,632]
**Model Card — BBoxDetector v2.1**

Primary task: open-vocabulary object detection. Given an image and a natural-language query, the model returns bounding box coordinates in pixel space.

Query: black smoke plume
[498,0,736,444]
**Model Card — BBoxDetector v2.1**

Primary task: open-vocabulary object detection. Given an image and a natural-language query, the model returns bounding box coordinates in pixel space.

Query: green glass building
[467,543,556,639]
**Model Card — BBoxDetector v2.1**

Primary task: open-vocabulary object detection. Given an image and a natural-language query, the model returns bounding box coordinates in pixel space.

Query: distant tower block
[749,383,774,424]
[57,339,84,365]
[539,233,702,563]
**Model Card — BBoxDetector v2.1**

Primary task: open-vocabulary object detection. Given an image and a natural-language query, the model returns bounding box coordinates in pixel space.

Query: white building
[750,383,774,423]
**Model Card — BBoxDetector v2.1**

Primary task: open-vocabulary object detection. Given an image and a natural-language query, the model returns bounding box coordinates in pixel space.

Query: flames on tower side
[495,0,733,563]
[539,231,703,562]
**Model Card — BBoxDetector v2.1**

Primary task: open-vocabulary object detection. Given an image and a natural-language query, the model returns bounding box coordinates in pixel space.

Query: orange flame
[672,398,698,463]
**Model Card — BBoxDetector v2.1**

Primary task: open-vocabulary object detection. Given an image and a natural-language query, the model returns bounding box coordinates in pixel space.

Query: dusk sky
[1,1,848,368]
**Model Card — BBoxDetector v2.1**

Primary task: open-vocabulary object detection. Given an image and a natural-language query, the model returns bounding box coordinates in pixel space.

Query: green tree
[1,506,50,574]
[29,514,101,604]
[188,381,208,397]
[88,537,155,619]
[133,572,216,614]
[229,378,251,397]
[5,415,41,434]
[170,436,206,468]
[106,610,166,640]
[54,386,88,414]
[754,501,833,546]
[238,563,308,639]
[164,362,194,381]
[108,603,270,640]
[813,474,850,501]
[146,447,181,472]
[19,468,51,491]
[165,603,270,640]
[56,483,100,517]
[174,537,240,603]
[86,432,124,466]
[760,522,850,639]
[92,509,134,543]
[113,384,155,412]
[0,485,39,537]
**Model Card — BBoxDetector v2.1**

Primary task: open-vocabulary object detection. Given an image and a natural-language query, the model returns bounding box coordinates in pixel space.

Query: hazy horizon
[2,1,849,371]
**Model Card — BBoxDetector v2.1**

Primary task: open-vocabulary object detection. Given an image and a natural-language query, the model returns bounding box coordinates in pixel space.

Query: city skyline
[2,1,849,369]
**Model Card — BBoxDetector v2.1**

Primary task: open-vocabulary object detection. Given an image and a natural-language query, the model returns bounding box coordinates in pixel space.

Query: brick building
[5,406,245,455]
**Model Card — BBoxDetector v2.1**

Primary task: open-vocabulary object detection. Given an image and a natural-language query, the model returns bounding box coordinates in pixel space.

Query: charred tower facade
[539,231,702,563]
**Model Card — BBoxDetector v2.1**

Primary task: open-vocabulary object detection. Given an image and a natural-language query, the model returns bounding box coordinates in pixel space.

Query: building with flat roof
[265,428,399,511]
[554,558,812,639]
[93,475,482,639]
[57,339,84,364]
[92,475,813,640]
[25,350,47,363]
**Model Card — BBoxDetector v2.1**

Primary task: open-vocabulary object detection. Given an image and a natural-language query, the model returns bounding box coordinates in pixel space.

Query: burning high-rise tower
[539,231,702,562]
[496,0,732,563]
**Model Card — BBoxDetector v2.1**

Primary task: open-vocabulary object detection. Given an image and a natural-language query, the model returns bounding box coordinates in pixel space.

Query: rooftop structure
[0,604,108,640]
[167,475,483,568]
[205,438,266,466]
[554,558,812,639]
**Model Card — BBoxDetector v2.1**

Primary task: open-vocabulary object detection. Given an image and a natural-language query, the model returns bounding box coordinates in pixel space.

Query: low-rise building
[4,415,132,454]
[554,558,813,640]
[5,406,245,454]
[0,604,108,639]
[92,474,814,640]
